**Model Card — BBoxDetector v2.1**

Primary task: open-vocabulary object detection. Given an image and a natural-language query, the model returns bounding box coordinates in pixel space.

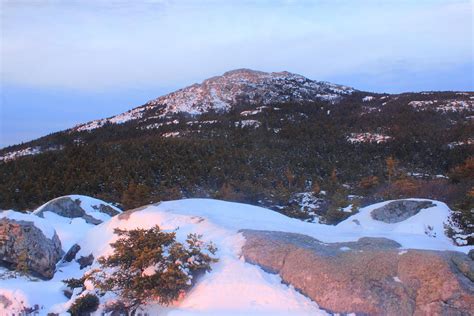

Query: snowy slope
[0,146,63,162]
[1,198,471,315]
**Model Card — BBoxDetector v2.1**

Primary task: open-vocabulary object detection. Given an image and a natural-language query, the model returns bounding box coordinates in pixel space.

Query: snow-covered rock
[0,195,120,281]
[33,195,121,251]
[34,195,121,225]
[336,199,458,247]
[0,215,63,279]
[370,200,435,223]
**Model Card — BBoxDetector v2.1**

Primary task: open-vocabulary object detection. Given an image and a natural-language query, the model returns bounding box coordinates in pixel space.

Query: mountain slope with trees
[0,70,472,242]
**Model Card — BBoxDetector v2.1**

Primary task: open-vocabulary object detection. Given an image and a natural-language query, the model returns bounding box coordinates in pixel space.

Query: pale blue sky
[1,0,473,148]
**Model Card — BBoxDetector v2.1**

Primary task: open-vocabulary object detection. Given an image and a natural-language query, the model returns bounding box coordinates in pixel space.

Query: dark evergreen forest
[0,91,472,238]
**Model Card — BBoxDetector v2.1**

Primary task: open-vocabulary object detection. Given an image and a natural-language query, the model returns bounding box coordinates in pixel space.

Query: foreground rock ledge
[240,230,474,315]
[0,218,63,279]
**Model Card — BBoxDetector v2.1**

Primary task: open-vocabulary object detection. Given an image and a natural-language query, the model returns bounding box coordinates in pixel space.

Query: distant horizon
[1,1,472,148]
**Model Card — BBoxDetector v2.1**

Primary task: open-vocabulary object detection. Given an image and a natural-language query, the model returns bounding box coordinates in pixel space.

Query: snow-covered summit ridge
[72,69,354,131]
[149,68,354,114]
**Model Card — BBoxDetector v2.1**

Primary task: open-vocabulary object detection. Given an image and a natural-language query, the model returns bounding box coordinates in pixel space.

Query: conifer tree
[121,182,151,209]
[92,226,217,313]
[312,181,321,195]
[385,156,398,184]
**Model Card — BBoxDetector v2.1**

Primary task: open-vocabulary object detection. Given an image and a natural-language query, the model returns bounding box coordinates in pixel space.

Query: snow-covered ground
[362,96,375,102]
[235,119,261,128]
[162,131,181,138]
[240,106,270,117]
[0,146,63,162]
[447,138,474,148]
[73,106,154,132]
[409,99,474,112]
[0,198,472,315]
[347,132,392,144]
[0,147,43,162]
[142,119,180,130]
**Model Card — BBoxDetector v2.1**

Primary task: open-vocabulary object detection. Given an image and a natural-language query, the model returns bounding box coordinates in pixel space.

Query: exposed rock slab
[94,204,120,217]
[0,218,63,279]
[117,204,154,220]
[371,200,435,223]
[240,229,474,315]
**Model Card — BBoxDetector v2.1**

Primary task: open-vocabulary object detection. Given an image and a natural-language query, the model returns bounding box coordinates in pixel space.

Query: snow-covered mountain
[72,69,355,132]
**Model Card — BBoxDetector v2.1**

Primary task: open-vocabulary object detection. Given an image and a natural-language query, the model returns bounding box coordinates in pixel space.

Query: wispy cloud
[2,0,472,91]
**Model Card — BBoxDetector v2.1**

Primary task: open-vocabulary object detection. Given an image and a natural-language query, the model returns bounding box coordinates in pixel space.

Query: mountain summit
[147,68,354,112]
[73,69,354,131]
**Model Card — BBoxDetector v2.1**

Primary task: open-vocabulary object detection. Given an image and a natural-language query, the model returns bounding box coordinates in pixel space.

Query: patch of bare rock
[240,230,474,315]
[371,200,436,223]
